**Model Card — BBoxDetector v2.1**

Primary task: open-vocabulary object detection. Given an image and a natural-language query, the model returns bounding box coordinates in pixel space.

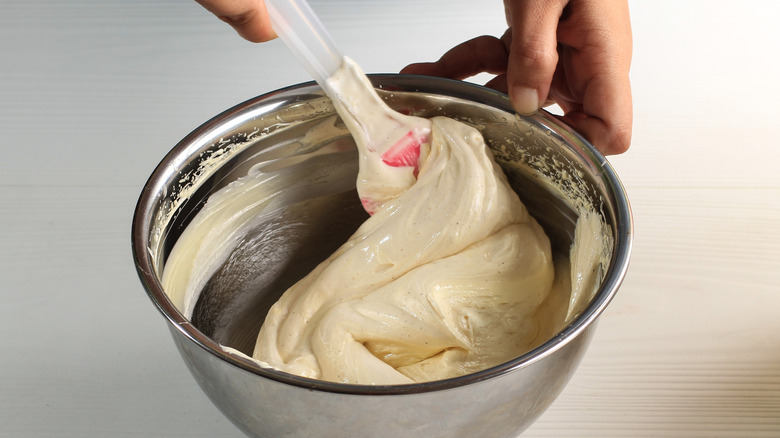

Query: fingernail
[512,87,539,115]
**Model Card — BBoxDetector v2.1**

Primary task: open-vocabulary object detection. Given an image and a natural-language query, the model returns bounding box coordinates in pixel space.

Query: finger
[400,35,508,81]
[484,73,508,94]
[504,0,568,114]
[567,71,633,155]
[196,0,276,42]
[551,65,633,155]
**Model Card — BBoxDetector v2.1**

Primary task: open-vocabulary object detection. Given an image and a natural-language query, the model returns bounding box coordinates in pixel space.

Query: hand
[402,0,633,155]
[196,0,276,42]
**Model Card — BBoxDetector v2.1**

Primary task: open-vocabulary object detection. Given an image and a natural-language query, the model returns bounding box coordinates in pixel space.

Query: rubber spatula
[266,0,432,214]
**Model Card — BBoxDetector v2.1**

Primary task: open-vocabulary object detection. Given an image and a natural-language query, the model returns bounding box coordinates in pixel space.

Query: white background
[2,0,779,436]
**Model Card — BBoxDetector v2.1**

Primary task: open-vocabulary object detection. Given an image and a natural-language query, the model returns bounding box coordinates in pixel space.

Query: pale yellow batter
[162,57,608,385]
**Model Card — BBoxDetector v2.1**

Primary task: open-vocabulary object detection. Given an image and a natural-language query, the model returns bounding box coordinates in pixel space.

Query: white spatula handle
[266,0,343,92]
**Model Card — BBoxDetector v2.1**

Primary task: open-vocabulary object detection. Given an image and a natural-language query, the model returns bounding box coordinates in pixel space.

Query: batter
[162,57,607,384]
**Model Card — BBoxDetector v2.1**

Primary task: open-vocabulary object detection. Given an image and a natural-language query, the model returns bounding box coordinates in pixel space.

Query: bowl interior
[134,75,630,390]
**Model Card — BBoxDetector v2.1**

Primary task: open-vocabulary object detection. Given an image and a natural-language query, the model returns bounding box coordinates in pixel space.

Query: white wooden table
[2,1,778,436]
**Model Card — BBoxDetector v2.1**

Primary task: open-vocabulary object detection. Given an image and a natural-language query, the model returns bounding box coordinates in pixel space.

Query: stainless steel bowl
[132,75,632,438]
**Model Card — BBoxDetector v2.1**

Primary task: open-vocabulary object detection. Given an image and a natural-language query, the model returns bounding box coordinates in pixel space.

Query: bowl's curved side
[170,321,597,438]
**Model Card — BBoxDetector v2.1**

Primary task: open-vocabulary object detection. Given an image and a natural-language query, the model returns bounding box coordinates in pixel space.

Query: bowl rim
[131,74,633,395]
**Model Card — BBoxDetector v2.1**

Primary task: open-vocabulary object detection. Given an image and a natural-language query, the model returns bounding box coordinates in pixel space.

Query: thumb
[504,0,566,115]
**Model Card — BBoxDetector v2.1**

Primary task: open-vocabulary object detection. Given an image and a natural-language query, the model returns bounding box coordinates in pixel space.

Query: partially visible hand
[196,0,276,42]
[402,0,633,155]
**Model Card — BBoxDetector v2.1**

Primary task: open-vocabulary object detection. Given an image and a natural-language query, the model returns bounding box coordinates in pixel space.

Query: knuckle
[604,126,632,155]
[511,41,558,71]
[218,10,255,27]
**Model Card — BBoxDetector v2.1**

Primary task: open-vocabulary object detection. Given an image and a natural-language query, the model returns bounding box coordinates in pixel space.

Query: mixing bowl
[132,75,632,438]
